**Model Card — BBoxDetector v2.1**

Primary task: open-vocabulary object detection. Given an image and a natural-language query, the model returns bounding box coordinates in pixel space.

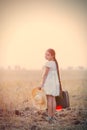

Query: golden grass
[0,69,87,110]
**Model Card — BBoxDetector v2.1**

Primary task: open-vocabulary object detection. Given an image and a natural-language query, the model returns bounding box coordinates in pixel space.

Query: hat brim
[32,87,47,110]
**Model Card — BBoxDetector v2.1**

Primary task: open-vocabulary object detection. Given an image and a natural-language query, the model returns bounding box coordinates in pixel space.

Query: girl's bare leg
[46,95,53,117]
[52,96,56,117]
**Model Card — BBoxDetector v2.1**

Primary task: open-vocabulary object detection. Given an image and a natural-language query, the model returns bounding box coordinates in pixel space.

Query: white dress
[43,61,60,96]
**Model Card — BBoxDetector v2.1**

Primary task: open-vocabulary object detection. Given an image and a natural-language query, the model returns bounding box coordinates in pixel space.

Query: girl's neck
[48,59,55,61]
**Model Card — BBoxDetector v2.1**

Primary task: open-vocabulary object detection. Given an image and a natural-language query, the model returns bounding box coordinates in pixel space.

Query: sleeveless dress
[43,61,60,96]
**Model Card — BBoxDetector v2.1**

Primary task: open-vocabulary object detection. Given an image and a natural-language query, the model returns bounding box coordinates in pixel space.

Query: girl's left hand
[60,89,62,97]
[59,82,63,96]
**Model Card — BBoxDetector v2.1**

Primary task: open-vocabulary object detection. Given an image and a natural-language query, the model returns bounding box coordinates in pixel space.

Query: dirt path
[0,106,87,130]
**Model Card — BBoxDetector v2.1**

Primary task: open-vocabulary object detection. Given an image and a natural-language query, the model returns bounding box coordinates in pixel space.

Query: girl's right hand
[38,86,42,90]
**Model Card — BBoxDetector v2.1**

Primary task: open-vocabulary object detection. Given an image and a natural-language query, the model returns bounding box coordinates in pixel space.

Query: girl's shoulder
[45,61,56,68]
[46,60,55,64]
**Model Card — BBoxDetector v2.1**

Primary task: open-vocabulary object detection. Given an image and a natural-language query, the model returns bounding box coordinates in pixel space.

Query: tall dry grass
[0,69,87,110]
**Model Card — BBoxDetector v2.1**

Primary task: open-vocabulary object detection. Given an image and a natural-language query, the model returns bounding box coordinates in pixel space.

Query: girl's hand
[60,83,63,97]
[38,87,42,90]
[60,89,63,97]
[38,83,43,90]
[38,84,43,90]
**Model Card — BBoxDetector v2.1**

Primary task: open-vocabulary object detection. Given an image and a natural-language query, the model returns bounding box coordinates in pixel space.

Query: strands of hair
[46,48,59,78]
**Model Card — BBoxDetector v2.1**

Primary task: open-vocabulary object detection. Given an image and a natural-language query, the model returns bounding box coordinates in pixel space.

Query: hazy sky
[0,1,87,70]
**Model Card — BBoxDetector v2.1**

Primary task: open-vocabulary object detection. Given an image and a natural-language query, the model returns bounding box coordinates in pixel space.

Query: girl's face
[45,51,54,61]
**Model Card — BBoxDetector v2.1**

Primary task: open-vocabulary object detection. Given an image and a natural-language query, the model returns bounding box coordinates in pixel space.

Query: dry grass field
[0,69,87,130]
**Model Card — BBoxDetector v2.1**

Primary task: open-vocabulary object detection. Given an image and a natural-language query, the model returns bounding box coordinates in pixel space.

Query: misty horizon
[0,65,87,71]
[0,1,87,71]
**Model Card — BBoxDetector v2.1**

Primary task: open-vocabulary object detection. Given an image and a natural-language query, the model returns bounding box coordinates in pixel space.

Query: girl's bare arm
[40,67,50,88]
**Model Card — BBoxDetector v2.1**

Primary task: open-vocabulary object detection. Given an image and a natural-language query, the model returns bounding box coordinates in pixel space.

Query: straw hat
[31,87,47,110]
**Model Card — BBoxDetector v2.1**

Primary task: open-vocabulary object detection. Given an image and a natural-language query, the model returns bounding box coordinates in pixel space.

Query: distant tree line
[0,65,87,71]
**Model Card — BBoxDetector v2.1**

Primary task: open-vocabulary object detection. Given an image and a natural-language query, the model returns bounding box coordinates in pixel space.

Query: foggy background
[0,0,87,70]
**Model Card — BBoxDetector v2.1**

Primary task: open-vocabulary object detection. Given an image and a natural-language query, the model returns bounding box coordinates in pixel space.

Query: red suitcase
[56,91,70,108]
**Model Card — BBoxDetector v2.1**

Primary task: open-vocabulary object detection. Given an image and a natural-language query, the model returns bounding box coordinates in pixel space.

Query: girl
[39,48,62,122]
